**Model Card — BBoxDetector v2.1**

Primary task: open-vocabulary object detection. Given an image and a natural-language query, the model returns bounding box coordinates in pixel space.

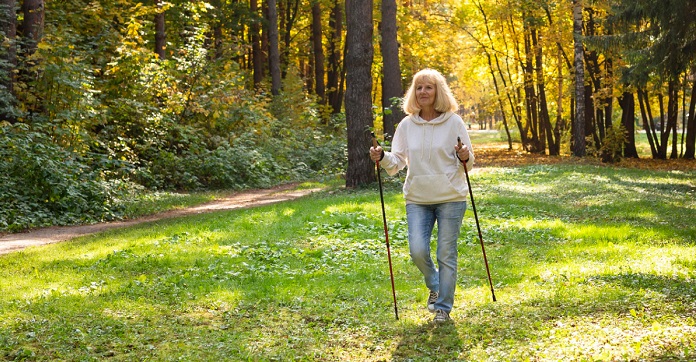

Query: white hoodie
[380,111,474,204]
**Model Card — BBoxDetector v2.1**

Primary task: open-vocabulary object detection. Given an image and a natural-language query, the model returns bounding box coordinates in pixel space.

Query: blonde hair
[402,68,459,115]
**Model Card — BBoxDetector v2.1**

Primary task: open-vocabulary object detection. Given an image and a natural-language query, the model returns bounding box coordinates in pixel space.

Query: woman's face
[415,81,437,109]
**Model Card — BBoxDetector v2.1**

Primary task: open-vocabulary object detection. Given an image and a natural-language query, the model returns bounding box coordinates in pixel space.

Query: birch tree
[572,0,586,156]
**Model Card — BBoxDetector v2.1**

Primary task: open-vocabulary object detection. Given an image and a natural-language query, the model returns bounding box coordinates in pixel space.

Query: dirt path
[0,183,324,255]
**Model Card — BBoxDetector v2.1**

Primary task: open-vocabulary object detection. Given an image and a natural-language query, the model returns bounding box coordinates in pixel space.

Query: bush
[584,124,628,163]
[0,124,134,231]
[600,124,628,162]
[131,128,345,191]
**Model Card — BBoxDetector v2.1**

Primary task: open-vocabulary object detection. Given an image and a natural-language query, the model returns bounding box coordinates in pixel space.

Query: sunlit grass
[1,164,695,361]
[469,129,676,160]
[469,130,503,145]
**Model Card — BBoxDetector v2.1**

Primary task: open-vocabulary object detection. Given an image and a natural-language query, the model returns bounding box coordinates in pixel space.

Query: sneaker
[433,309,451,324]
[427,290,438,313]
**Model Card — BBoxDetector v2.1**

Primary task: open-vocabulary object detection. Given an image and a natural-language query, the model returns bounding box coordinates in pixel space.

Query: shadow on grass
[592,272,696,300]
[392,321,463,361]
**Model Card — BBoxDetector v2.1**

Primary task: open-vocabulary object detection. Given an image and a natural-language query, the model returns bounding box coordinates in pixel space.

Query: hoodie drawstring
[419,121,435,161]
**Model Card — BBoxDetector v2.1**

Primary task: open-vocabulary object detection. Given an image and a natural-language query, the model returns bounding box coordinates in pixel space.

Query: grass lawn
[1,161,695,360]
[473,127,672,158]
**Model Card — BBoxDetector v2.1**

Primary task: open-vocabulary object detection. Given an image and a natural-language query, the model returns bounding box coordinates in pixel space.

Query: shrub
[0,124,133,231]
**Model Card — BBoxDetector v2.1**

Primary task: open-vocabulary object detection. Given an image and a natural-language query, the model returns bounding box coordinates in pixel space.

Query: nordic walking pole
[458,136,497,302]
[372,133,399,320]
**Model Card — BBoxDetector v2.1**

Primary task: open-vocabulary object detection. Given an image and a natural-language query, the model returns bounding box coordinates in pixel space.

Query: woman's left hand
[454,143,469,163]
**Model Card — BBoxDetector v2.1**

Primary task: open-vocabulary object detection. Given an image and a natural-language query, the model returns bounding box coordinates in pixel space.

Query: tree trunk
[311,1,325,103]
[0,0,16,116]
[0,0,16,124]
[267,0,282,95]
[619,92,639,158]
[667,79,679,159]
[685,78,696,159]
[657,92,667,158]
[344,0,374,188]
[19,0,43,56]
[572,0,586,157]
[489,53,513,151]
[280,0,299,79]
[583,6,601,151]
[523,23,541,152]
[533,28,557,155]
[681,79,687,157]
[327,0,343,114]
[380,0,403,141]
[17,0,43,116]
[604,57,613,130]
[555,47,565,151]
[261,1,269,79]
[504,9,526,148]
[251,0,264,86]
[155,0,166,60]
[637,88,659,158]
[302,58,312,93]
[212,12,223,60]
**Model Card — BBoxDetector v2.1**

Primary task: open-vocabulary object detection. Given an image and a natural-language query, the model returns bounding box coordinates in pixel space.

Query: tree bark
[155,0,166,60]
[619,92,639,158]
[604,57,613,130]
[523,21,540,152]
[267,0,282,95]
[326,0,343,114]
[0,0,16,123]
[667,79,679,159]
[583,6,600,149]
[0,0,16,95]
[311,1,325,103]
[19,0,43,56]
[251,0,264,86]
[572,0,586,157]
[637,88,659,158]
[280,0,299,79]
[533,28,557,155]
[344,0,374,188]
[555,48,565,152]
[503,9,526,148]
[685,78,696,159]
[380,0,403,141]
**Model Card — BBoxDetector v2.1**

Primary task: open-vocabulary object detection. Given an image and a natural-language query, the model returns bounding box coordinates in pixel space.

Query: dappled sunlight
[1,164,694,360]
[492,180,554,195]
[233,209,282,226]
[324,195,404,218]
[454,262,696,361]
[324,201,367,214]
[187,290,244,311]
[100,298,165,322]
[518,313,696,361]
[564,223,641,242]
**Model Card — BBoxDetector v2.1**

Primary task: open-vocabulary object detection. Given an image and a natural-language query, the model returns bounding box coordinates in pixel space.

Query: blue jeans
[406,201,467,313]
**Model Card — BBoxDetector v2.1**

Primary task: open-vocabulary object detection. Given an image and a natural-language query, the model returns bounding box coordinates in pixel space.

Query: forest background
[1,0,695,232]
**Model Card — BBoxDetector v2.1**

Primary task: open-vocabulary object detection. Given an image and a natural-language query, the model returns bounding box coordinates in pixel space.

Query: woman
[370,68,474,323]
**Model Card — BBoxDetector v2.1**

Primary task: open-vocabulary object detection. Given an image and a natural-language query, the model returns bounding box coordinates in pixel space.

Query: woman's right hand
[370,146,383,162]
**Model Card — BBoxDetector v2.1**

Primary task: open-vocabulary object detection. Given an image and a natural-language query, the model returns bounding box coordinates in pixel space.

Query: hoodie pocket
[405,174,465,204]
